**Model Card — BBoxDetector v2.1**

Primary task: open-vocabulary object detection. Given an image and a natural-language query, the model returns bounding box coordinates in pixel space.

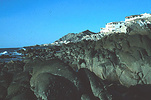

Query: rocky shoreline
[1,31,151,100]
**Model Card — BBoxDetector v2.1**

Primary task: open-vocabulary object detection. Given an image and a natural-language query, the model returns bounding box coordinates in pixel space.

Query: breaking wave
[0,51,8,55]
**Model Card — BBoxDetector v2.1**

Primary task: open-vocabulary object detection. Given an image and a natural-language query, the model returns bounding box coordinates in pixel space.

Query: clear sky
[0,0,151,48]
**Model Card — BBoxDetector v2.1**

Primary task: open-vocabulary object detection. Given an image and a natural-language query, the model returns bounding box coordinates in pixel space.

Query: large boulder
[30,73,80,100]
[6,82,36,100]
[30,59,82,99]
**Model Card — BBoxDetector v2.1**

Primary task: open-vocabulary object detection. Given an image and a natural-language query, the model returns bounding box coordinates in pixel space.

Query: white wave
[18,47,26,51]
[22,48,26,51]
[0,51,8,55]
[12,52,22,55]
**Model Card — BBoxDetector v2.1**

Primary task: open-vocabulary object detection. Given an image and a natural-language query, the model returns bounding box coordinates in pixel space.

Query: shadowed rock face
[29,59,113,100]
[31,73,80,100]
[78,69,112,100]
[30,59,82,90]
[0,61,37,100]
[29,59,82,99]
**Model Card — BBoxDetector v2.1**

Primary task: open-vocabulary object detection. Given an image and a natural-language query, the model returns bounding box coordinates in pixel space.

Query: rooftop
[125,13,151,18]
[125,14,143,18]
[106,21,125,25]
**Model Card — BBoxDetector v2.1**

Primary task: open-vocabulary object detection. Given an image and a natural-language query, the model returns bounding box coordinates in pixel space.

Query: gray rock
[54,30,97,45]
[29,59,82,99]
[55,32,151,87]
[6,82,36,100]
[30,73,80,100]
[78,69,112,100]
[0,85,7,100]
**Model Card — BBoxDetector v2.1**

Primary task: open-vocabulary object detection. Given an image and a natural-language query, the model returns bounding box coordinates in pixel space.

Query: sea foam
[0,51,8,55]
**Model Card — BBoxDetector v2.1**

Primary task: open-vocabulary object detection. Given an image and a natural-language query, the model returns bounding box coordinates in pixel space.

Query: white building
[100,21,125,34]
[100,13,151,35]
[125,13,151,22]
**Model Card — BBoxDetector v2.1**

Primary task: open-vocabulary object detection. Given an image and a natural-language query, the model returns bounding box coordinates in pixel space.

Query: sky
[0,0,151,48]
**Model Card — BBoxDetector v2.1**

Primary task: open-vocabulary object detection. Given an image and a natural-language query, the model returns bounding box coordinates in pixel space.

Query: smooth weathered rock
[30,59,82,90]
[29,59,83,99]
[53,30,99,45]
[78,69,112,100]
[30,73,80,100]
[55,33,151,87]
[2,29,151,99]
[6,81,36,100]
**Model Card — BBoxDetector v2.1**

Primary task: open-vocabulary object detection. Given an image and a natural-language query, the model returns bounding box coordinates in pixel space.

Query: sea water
[0,48,24,63]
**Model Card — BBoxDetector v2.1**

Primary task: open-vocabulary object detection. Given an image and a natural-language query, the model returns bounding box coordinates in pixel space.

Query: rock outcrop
[126,19,151,35]
[1,29,151,99]
[55,33,151,87]
[53,30,103,45]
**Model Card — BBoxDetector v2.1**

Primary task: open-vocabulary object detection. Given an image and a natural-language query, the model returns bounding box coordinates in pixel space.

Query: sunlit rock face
[55,32,151,87]
[52,30,102,45]
[126,19,151,35]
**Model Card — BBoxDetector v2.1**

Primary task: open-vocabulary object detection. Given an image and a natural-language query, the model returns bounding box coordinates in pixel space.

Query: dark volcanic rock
[0,55,16,58]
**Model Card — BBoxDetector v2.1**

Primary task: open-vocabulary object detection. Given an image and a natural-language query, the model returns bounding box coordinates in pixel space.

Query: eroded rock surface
[1,31,151,100]
[55,33,151,87]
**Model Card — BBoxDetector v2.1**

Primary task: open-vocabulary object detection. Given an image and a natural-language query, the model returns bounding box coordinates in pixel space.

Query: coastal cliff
[1,14,151,100]
[1,29,151,100]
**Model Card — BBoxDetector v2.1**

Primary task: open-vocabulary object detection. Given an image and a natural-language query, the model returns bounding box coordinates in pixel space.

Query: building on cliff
[100,13,151,35]
[100,21,126,34]
[125,13,151,22]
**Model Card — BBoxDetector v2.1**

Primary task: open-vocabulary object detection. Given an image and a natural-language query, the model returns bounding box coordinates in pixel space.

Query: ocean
[0,46,51,63]
[0,47,24,63]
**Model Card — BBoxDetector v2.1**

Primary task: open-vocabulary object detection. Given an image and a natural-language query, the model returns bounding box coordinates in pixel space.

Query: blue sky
[0,0,151,48]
